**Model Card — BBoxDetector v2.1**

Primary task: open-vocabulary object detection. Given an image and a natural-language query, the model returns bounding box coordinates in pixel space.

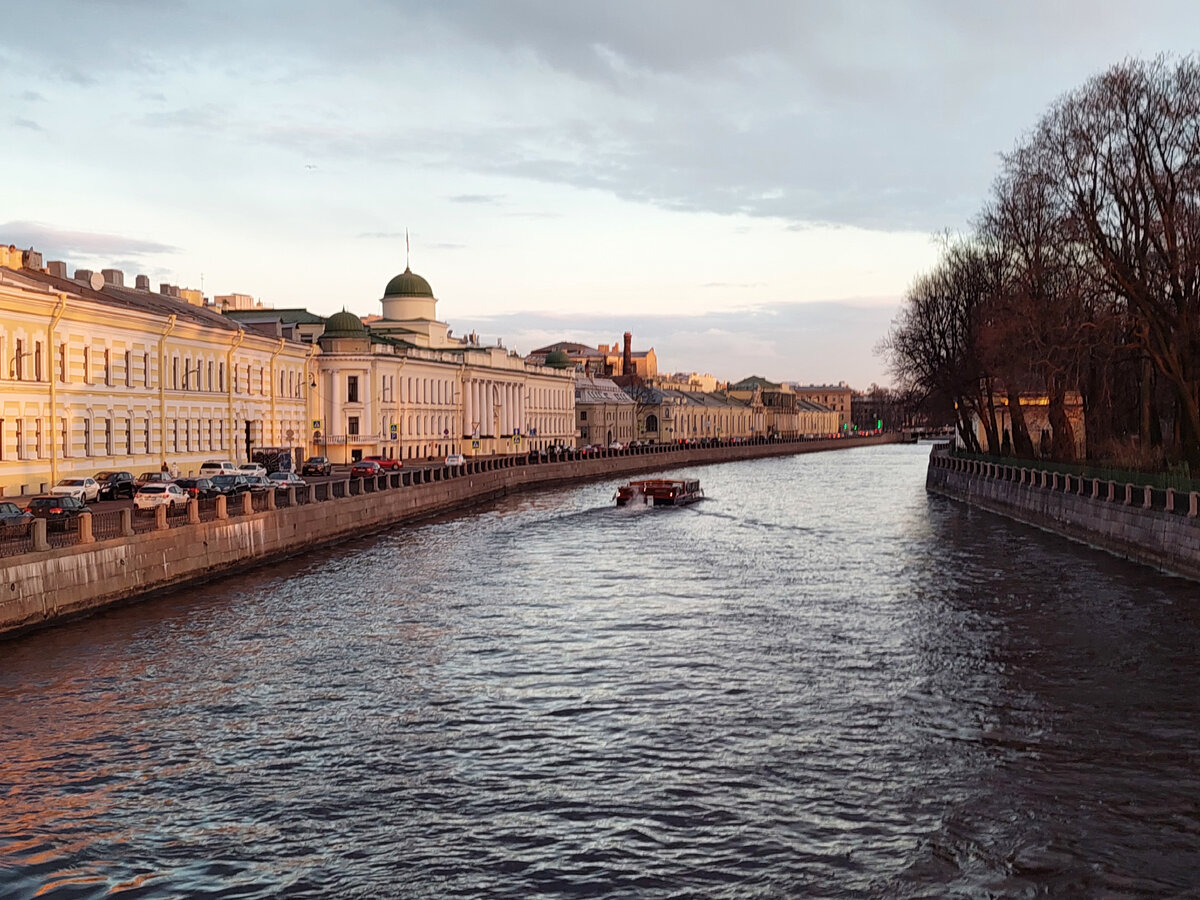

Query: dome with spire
[384,267,434,298]
[322,309,367,338]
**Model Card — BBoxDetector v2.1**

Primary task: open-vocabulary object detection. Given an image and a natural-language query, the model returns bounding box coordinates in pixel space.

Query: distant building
[529,332,657,379]
[792,383,853,431]
[575,374,635,446]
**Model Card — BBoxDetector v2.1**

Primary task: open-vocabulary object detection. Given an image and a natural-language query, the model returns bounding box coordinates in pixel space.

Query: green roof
[323,310,367,337]
[384,267,434,298]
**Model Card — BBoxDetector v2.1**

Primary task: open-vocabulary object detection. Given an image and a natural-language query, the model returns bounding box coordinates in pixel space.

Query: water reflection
[1,445,1199,898]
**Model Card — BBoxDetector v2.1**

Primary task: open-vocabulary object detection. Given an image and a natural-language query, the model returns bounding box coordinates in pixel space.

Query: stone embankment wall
[1,434,898,638]
[926,444,1200,581]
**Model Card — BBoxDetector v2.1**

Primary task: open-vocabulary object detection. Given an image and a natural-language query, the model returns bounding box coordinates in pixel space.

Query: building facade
[792,383,853,430]
[575,374,635,446]
[0,246,312,495]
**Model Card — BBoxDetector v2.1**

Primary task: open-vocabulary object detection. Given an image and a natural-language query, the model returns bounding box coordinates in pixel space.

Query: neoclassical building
[0,245,312,495]
[312,266,575,462]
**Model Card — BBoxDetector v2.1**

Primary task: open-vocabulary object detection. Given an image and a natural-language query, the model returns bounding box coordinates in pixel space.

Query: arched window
[645,414,659,433]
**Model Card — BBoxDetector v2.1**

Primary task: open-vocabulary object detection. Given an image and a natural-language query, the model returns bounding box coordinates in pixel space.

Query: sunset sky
[3,0,1196,387]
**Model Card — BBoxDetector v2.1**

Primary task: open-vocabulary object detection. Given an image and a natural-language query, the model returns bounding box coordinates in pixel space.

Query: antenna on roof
[405,228,410,270]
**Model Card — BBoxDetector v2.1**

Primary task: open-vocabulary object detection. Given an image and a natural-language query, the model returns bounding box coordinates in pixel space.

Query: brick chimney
[623,332,633,376]
[47,261,67,278]
[102,268,124,287]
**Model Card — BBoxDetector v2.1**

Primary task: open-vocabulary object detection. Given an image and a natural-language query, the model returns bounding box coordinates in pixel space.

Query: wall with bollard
[926,443,1200,581]
[0,433,900,637]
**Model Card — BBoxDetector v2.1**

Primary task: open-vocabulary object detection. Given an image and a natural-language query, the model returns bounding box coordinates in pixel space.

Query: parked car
[268,472,306,491]
[134,482,189,512]
[199,460,239,477]
[349,460,382,478]
[302,456,333,476]
[136,471,174,487]
[95,470,136,500]
[243,474,274,493]
[174,477,220,500]
[26,495,87,530]
[210,474,252,496]
[237,462,268,478]
[0,501,32,526]
[50,477,100,503]
[608,442,625,450]
[361,455,402,471]
[445,453,465,467]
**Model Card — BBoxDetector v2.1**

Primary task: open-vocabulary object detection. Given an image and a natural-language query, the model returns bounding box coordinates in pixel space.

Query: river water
[2,443,1199,898]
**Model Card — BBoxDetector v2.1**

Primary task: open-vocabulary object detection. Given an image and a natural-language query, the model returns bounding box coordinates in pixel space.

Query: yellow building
[311,267,575,462]
[0,245,313,496]
[792,383,853,430]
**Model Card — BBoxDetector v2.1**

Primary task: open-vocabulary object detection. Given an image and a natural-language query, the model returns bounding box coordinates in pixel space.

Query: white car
[134,482,189,511]
[50,477,100,503]
[268,472,306,490]
[237,462,267,478]
[199,460,239,477]
[444,453,465,467]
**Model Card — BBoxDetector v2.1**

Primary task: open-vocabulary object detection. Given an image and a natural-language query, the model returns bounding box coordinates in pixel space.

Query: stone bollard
[1191,492,1199,518]
[1167,488,1176,513]
[1107,481,1116,502]
[215,494,228,519]
[1143,485,1153,509]
[242,492,254,515]
[32,518,48,552]
[1091,478,1100,499]
[187,498,200,524]
[78,511,94,544]
[154,505,168,530]
[1124,483,1135,505]
[120,507,134,537]
[287,486,297,506]
[266,489,276,511]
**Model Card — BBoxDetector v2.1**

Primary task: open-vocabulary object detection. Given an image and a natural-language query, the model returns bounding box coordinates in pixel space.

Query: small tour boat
[615,478,704,507]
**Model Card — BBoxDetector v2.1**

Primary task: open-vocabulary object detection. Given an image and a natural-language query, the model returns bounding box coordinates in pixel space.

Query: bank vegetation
[881,55,1200,473]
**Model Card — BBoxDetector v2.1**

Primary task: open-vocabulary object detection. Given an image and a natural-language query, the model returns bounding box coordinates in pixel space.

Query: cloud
[447,295,903,388]
[447,193,504,205]
[12,118,43,131]
[0,222,180,259]
[19,90,43,102]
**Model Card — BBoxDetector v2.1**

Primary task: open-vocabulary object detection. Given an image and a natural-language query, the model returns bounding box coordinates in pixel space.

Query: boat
[615,478,704,507]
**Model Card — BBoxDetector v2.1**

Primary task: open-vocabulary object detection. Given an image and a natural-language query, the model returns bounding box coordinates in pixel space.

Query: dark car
[210,474,252,496]
[349,460,381,478]
[0,501,32,526]
[95,470,137,500]
[174,477,220,500]
[361,455,402,471]
[136,471,174,487]
[26,495,87,531]
[302,456,332,476]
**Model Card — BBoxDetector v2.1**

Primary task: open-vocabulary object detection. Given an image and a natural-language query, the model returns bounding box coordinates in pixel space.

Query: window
[14,339,23,381]
[105,418,113,455]
[219,361,225,391]
[259,367,265,394]
[34,342,42,381]
[172,356,179,390]
[35,419,43,458]
[348,416,359,436]
[208,360,214,391]
[347,375,359,403]
[172,419,178,452]
[60,343,68,383]
[144,352,151,387]
[83,419,91,457]
[144,417,152,454]
[126,418,133,455]
[83,345,91,384]
[125,350,132,387]
[61,418,69,458]
[104,348,112,386]
[580,411,588,421]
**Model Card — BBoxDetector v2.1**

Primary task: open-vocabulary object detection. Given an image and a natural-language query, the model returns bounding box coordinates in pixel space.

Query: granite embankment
[1,434,898,638]
[926,443,1200,581]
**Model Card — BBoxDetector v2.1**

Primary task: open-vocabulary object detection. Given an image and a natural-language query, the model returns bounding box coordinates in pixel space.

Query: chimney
[47,261,67,278]
[623,331,633,376]
[135,274,150,290]
[74,269,94,282]
[101,268,124,287]
[23,249,43,269]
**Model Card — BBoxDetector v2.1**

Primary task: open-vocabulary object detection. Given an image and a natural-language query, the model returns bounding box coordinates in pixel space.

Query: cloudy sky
[2,1,1196,387]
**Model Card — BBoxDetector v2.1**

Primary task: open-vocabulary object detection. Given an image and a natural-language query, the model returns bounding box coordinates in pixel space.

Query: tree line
[881,56,1200,470]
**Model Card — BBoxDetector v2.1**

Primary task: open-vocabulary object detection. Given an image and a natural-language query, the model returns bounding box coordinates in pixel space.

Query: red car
[349,460,382,478]
[361,455,402,471]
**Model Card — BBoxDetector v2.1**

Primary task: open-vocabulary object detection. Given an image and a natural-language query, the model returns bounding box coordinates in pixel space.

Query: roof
[384,267,434,298]
[574,374,634,404]
[8,265,241,332]
[531,341,604,358]
[730,375,781,391]
[224,308,328,325]
[323,310,367,337]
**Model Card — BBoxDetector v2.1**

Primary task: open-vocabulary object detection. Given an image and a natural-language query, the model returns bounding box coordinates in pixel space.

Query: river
[2,443,1199,898]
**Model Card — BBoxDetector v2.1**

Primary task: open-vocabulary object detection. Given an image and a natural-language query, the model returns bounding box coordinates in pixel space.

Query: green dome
[544,350,572,369]
[323,310,367,337]
[384,267,434,298]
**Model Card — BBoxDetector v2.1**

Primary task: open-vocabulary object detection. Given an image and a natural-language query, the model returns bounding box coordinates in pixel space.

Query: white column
[463,378,472,436]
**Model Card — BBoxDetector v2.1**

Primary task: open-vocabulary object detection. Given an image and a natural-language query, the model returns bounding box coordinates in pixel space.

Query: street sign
[513,435,522,445]
[312,419,321,430]
[443,429,449,437]
[471,440,480,449]
[313,430,322,440]
[390,423,398,440]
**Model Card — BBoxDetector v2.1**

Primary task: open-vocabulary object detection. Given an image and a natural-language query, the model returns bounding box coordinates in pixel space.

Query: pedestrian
[160,460,169,474]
